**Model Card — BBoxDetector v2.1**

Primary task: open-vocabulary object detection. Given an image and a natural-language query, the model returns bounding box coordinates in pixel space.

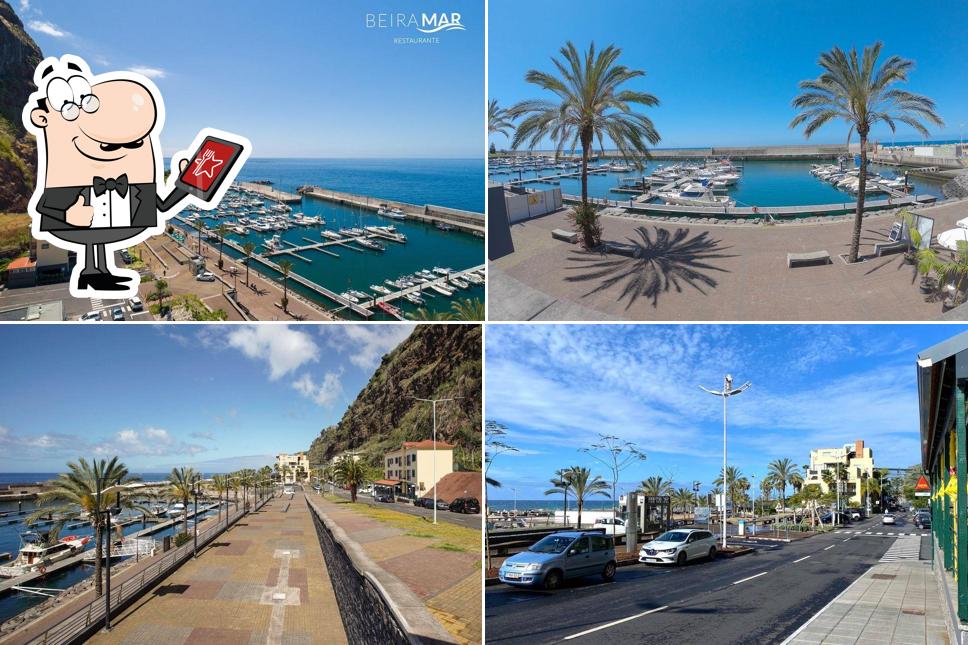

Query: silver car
[639,528,718,566]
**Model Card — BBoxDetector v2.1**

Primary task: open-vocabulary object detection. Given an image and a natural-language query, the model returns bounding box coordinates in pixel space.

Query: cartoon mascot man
[23,55,250,297]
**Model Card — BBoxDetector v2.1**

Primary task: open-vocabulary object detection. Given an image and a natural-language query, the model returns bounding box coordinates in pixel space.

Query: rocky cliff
[0,0,40,212]
[308,325,482,470]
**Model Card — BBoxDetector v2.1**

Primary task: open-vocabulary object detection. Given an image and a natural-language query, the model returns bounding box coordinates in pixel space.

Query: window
[571,537,590,554]
[590,535,611,552]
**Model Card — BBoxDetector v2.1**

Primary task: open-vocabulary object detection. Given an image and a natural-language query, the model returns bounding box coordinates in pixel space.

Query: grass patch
[0,213,30,254]
[430,542,467,552]
[405,531,436,539]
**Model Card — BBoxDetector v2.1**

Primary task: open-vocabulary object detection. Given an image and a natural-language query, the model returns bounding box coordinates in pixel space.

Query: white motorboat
[321,230,342,240]
[378,207,407,220]
[430,283,454,296]
[449,277,469,289]
[404,293,425,305]
[656,182,735,207]
[347,290,370,301]
[264,234,283,250]
[357,238,386,252]
[340,292,360,304]
[0,534,92,577]
[432,266,452,276]
[370,284,392,295]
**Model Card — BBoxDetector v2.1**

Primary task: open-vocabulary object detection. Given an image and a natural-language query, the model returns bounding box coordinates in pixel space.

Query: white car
[129,296,144,312]
[594,517,628,536]
[283,486,294,495]
[79,311,101,321]
[882,514,896,525]
[639,528,718,566]
[196,271,216,282]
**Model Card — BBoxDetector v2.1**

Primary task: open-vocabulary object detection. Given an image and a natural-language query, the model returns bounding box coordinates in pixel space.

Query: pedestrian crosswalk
[835,530,929,537]
[879,535,922,562]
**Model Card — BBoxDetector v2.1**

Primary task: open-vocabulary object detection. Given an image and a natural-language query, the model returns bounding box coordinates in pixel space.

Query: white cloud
[225,325,319,380]
[293,370,343,406]
[19,0,29,12]
[94,427,205,457]
[128,66,167,79]
[28,20,68,37]
[324,324,414,369]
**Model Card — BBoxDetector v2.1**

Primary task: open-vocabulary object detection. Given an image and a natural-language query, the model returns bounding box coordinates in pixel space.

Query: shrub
[174,531,191,547]
[569,202,603,249]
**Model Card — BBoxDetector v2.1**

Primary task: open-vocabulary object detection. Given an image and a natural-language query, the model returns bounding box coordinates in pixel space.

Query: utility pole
[700,374,752,549]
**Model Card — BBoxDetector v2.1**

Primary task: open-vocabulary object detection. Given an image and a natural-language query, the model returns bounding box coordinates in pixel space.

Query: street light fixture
[700,374,752,549]
[414,395,462,525]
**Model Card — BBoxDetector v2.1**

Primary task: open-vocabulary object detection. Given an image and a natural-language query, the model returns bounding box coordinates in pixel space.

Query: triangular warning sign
[915,475,930,492]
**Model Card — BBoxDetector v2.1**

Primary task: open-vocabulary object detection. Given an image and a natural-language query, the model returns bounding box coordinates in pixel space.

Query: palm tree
[488,99,515,137]
[278,259,293,312]
[333,458,373,503]
[510,41,660,248]
[544,469,574,524]
[28,457,139,597]
[153,278,170,312]
[713,466,746,513]
[166,467,199,535]
[211,475,229,522]
[639,476,673,497]
[789,472,805,494]
[766,458,801,514]
[407,308,451,321]
[450,298,484,321]
[215,223,229,269]
[672,488,695,518]
[567,466,610,529]
[790,42,943,263]
[243,242,256,286]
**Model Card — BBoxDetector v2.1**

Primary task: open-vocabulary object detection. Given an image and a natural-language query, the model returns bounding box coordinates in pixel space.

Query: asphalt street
[322,486,482,530]
[485,512,928,644]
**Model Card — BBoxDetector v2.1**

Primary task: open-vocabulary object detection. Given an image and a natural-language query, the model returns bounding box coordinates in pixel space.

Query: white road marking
[879,535,921,563]
[842,538,850,542]
[793,556,811,563]
[824,545,835,551]
[732,571,768,585]
[563,605,669,640]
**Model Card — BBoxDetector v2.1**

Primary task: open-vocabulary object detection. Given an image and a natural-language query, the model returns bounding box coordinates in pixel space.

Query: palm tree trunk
[93,522,103,597]
[849,137,868,263]
[245,263,250,287]
[283,280,288,311]
[183,495,189,535]
[580,144,589,206]
[577,499,583,529]
[350,484,357,503]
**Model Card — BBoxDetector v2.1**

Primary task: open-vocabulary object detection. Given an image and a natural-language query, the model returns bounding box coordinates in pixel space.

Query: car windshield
[529,535,575,554]
[655,531,690,543]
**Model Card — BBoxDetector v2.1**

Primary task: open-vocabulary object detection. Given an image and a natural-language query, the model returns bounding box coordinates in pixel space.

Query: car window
[530,535,575,554]
[590,535,611,552]
[571,537,590,554]
[656,531,689,543]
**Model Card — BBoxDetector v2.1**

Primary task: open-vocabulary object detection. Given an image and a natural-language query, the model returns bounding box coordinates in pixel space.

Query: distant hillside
[308,325,482,470]
[0,0,40,212]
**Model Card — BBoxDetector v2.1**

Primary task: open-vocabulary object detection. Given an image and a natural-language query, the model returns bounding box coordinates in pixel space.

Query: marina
[171,160,485,320]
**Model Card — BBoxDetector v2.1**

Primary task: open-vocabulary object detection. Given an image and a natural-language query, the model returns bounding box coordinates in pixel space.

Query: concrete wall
[506,187,563,223]
[487,183,514,260]
[415,449,454,494]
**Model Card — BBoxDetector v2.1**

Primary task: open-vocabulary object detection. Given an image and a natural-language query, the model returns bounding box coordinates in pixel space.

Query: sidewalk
[312,494,481,644]
[784,560,949,645]
[86,493,346,645]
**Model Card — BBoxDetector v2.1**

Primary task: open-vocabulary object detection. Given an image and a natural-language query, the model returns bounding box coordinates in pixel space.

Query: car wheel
[602,561,616,582]
[544,570,563,591]
[708,546,717,560]
[676,551,687,567]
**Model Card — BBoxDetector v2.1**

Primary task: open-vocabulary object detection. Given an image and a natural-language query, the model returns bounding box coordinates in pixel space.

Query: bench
[787,250,831,268]
[874,241,907,257]
[551,228,578,244]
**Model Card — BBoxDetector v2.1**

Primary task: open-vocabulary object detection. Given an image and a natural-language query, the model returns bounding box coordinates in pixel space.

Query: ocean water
[173,158,485,320]
[489,159,947,207]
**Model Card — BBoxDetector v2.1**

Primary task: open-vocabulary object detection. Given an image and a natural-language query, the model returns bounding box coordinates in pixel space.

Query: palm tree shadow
[564,226,737,309]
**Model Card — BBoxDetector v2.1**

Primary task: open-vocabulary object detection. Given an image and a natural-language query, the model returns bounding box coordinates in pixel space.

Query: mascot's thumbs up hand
[66,194,94,228]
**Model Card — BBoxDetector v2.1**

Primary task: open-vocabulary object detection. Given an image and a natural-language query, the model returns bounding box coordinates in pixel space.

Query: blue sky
[0,324,415,473]
[489,0,968,149]
[19,0,483,157]
[485,324,963,500]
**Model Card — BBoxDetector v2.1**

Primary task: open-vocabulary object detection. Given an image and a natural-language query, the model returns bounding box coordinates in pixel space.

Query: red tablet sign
[181,139,235,192]
[915,475,930,492]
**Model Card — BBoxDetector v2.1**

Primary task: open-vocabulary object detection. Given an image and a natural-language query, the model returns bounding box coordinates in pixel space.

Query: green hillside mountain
[0,0,40,212]
[308,325,482,471]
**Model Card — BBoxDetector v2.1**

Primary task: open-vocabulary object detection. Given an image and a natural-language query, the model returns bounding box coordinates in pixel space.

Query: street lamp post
[751,474,756,533]
[101,481,144,633]
[700,374,752,549]
[192,479,200,558]
[414,396,461,525]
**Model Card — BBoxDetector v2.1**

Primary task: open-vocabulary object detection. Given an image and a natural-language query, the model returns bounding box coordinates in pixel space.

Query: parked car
[435,499,450,511]
[111,307,125,321]
[882,514,896,525]
[639,528,717,566]
[594,517,628,535]
[373,492,394,503]
[915,511,931,528]
[498,531,616,590]
[448,497,481,514]
[129,296,144,312]
[196,271,216,282]
[283,486,294,495]
[79,311,101,321]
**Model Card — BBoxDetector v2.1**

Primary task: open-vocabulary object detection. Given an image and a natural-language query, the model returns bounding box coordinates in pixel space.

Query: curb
[305,496,457,645]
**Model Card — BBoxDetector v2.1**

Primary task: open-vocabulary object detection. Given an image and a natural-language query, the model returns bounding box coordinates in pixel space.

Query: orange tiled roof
[402,439,455,450]
[8,257,35,270]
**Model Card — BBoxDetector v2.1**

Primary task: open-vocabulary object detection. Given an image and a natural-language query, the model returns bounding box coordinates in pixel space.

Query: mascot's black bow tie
[92,174,129,198]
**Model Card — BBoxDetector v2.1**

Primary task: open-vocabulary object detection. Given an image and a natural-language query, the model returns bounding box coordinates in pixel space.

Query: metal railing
[24,494,271,645]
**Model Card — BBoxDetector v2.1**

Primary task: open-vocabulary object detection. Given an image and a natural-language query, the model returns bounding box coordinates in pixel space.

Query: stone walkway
[87,493,346,645]
[784,560,949,644]
[312,494,481,644]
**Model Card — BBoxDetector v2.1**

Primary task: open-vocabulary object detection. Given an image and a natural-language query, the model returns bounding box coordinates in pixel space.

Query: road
[485,512,929,644]
[319,486,482,531]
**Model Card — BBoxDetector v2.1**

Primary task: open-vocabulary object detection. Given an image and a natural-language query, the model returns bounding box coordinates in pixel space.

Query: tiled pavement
[784,560,949,644]
[86,494,346,645]
[312,495,481,644]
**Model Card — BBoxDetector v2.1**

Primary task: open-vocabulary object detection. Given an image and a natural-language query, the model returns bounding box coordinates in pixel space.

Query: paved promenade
[784,560,949,645]
[312,494,481,644]
[491,198,968,320]
[87,493,346,645]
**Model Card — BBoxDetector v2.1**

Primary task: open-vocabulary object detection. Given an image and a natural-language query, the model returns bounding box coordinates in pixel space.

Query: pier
[300,186,485,235]
[374,264,486,310]
[236,181,302,203]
